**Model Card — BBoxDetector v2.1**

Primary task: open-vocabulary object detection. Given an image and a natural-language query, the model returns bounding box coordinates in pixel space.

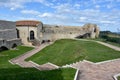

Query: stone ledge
[113,73,120,80]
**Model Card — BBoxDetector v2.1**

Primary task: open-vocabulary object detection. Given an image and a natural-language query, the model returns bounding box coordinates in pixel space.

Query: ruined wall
[42,23,100,41]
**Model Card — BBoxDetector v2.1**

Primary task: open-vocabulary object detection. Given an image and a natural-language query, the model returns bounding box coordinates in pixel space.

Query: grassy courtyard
[0,68,75,80]
[0,46,75,80]
[27,39,120,66]
[0,46,33,68]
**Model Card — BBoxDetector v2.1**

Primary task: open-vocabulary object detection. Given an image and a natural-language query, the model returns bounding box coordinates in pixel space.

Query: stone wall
[42,23,100,41]
[0,29,17,40]
[0,20,21,49]
[0,20,16,30]
[16,23,43,46]
[0,39,21,49]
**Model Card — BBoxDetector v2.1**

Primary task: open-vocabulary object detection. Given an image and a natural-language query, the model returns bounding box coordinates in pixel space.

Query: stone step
[16,61,37,68]
[36,63,58,70]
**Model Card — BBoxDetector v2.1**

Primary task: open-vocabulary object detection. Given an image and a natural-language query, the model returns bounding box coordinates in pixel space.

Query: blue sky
[0,0,120,32]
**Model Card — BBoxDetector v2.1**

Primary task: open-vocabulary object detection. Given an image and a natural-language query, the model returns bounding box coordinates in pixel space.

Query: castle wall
[42,25,94,41]
[16,21,100,46]
[0,20,21,49]
[0,29,17,40]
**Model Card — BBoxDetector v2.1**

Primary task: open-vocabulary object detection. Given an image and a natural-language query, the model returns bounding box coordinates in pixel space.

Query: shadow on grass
[0,68,64,80]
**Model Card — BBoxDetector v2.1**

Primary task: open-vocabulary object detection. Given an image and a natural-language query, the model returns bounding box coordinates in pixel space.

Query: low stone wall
[114,73,120,80]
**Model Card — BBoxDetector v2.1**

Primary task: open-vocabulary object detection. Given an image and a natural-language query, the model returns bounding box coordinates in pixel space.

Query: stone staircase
[31,39,40,46]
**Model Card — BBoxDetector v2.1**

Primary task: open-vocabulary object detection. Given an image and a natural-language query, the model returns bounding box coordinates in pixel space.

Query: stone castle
[0,20,100,49]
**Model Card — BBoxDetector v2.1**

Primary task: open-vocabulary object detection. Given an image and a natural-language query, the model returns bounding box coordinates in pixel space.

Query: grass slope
[0,46,75,80]
[0,68,75,80]
[118,76,120,80]
[27,39,120,66]
[0,46,33,68]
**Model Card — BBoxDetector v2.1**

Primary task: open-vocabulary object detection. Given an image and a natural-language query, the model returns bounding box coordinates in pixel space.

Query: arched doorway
[0,46,8,52]
[30,30,35,40]
[16,29,20,38]
[12,44,17,48]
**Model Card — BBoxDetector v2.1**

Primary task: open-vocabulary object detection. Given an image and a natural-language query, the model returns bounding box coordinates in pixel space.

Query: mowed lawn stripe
[26,39,120,66]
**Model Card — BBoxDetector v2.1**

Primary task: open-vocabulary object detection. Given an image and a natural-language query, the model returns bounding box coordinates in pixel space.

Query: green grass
[0,46,33,68]
[0,46,75,80]
[26,39,120,66]
[105,41,120,47]
[118,76,120,80]
[0,68,76,80]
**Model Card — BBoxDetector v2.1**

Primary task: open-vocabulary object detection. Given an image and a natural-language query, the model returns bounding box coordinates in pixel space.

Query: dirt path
[95,41,120,51]
[75,39,120,51]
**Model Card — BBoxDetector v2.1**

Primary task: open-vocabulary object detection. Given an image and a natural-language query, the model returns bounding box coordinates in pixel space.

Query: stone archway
[12,43,17,48]
[0,46,8,52]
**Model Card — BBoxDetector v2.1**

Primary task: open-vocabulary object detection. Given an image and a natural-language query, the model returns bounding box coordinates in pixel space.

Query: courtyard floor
[9,39,120,80]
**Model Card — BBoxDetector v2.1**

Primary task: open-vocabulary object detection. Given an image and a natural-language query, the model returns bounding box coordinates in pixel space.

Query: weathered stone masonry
[0,20,100,47]
[0,20,21,50]
[16,20,100,46]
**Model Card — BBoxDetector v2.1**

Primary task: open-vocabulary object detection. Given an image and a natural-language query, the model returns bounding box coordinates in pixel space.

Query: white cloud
[95,5,100,8]
[74,4,81,8]
[0,0,25,10]
[0,0,53,10]
[53,3,73,14]
[21,10,40,15]
[79,17,87,20]
[100,21,115,24]
[106,4,112,9]
[0,0,120,32]
[34,0,53,6]
[39,13,53,18]
[39,12,67,20]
